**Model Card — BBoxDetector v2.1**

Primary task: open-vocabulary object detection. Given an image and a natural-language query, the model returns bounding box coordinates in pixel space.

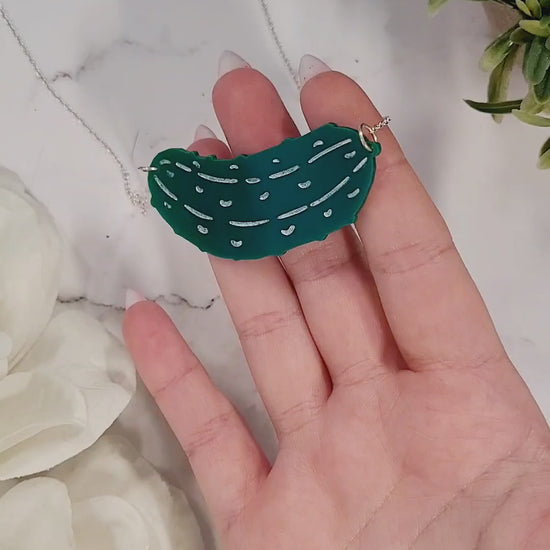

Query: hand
[123,56,550,549]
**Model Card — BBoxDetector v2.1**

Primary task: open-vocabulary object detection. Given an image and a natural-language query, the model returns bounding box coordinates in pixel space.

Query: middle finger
[214,58,400,389]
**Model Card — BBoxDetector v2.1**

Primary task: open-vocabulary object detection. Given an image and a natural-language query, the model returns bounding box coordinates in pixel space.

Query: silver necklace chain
[2,2,388,211]
[0,0,300,213]
[370,116,392,134]
[0,1,294,214]
[0,4,149,213]
[257,0,300,89]
[257,1,391,135]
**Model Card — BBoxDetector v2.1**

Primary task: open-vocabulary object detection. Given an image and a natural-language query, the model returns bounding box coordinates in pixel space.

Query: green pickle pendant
[146,122,383,260]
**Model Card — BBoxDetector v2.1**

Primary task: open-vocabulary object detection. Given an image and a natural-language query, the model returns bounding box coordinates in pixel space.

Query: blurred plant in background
[430,0,550,169]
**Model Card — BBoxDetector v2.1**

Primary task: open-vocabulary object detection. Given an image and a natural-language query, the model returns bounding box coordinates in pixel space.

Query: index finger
[300,67,506,372]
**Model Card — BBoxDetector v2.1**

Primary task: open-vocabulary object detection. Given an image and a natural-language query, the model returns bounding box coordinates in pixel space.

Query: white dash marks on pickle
[310,176,350,207]
[308,139,352,164]
[277,205,308,220]
[269,165,300,179]
[198,173,238,184]
[228,219,269,227]
[352,157,369,173]
[281,225,296,236]
[183,204,213,220]
[154,175,177,201]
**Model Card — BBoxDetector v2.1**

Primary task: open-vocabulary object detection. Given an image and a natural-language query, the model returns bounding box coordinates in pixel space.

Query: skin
[123,66,550,549]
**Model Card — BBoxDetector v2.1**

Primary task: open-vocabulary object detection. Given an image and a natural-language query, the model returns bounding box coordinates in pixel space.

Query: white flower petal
[0,478,75,550]
[0,331,11,380]
[0,360,7,380]
[0,372,86,453]
[49,435,204,550]
[0,480,17,498]
[0,311,136,480]
[0,168,61,369]
[73,496,150,550]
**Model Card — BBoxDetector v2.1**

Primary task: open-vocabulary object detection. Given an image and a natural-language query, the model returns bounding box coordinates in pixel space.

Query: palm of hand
[124,63,550,550]
[229,365,549,549]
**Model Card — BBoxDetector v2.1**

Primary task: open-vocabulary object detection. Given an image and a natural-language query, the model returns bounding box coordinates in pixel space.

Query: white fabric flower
[0,167,61,369]
[48,435,205,550]
[0,331,12,380]
[0,169,136,480]
[0,478,75,550]
[0,435,205,550]
[0,311,136,479]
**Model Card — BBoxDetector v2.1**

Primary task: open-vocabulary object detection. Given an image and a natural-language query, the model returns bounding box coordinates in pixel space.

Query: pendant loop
[358,116,391,151]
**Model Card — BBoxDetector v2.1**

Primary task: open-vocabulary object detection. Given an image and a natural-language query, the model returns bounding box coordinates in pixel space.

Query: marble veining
[49,38,205,83]
[0,1,549,547]
[57,293,220,312]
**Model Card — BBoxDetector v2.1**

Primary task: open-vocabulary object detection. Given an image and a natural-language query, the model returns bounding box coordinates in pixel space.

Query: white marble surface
[1,0,549,545]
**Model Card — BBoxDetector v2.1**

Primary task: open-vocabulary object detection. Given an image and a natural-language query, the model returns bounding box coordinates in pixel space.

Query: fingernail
[194,124,217,141]
[218,50,250,78]
[126,288,146,310]
[299,54,331,86]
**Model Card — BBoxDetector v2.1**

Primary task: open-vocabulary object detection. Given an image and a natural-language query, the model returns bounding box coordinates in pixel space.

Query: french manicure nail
[194,124,217,141]
[299,54,331,86]
[218,50,250,78]
[125,288,146,310]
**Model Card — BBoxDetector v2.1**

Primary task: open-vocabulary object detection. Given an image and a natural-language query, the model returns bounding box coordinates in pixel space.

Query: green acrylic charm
[147,123,381,260]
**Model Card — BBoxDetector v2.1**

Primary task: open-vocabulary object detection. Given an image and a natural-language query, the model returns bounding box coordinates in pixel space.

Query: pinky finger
[123,299,269,530]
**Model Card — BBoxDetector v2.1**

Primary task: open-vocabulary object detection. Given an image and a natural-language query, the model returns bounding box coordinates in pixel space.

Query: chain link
[257,0,300,89]
[0,4,149,214]
[2,2,390,208]
[370,116,392,134]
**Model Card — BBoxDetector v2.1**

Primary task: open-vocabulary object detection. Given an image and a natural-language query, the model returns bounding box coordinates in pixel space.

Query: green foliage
[430,0,550,169]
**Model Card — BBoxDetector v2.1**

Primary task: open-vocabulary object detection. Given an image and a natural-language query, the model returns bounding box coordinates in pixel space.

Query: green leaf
[480,26,518,72]
[427,0,451,15]
[516,0,532,16]
[513,109,550,125]
[464,99,522,114]
[519,19,550,37]
[534,69,550,101]
[488,45,520,122]
[523,36,550,84]
[521,87,545,112]
[511,28,533,44]
[527,0,542,18]
[538,137,550,168]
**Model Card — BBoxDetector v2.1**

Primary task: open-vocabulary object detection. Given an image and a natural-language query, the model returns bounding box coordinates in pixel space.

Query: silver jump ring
[358,116,391,151]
